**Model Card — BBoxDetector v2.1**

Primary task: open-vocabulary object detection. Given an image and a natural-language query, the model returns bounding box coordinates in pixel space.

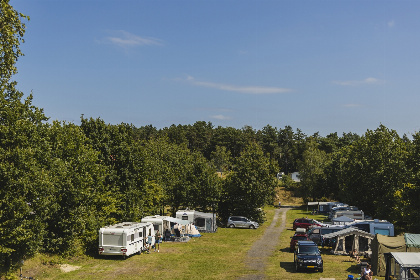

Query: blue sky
[11,0,420,136]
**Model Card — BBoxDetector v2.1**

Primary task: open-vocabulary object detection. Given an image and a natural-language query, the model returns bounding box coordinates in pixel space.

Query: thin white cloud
[184,75,292,95]
[388,20,395,27]
[332,77,384,86]
[211,114,232,120]
[104,30,163,48]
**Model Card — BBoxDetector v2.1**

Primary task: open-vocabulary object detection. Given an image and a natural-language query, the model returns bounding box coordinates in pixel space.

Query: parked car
[290,233,310,252]
[293,218,323,231]
[294,240,323,272]
[227,216,259,229]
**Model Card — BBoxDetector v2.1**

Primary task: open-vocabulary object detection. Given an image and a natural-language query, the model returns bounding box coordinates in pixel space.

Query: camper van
[328,205,357,219]
[176,210,217,233]
[345,219,394,236]
[98,222,154,258]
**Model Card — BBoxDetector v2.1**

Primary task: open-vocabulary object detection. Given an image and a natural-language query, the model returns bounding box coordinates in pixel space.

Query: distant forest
[1,0,420,272]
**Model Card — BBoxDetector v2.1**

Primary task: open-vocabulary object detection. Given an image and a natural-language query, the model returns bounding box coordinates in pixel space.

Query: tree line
[1,0,420,273]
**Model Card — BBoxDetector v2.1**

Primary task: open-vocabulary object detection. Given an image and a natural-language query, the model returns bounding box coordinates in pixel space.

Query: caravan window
[354,224,370,233]
[103,234,123,246]
[374,228,390,236]
[195,217,205,227]
[127,234,134,242]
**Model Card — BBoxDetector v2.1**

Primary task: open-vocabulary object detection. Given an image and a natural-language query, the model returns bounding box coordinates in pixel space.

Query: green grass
[13,207,385,280]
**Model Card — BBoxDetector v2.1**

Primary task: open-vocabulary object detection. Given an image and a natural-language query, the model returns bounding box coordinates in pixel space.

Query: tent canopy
[405,233,420,248]
[392,252,420,267]
[322,227,374,239]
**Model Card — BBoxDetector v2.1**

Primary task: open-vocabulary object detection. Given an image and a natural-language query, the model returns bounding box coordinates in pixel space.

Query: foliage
[0,0,29,90]
[336,125,410,220]
[210,145,232,173]
[298,137,331,202]
[0,82,49,270]
[219,143,277,224]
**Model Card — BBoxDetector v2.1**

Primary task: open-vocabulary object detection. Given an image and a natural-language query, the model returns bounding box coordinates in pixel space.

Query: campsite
[14,201,418,280]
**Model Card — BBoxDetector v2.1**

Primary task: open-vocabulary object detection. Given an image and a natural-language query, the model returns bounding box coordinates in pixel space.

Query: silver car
[227,216,259,229]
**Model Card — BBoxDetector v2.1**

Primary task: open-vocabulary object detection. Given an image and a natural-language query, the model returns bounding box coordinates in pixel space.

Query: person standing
[147,233,153,253]
[155,230,161,252]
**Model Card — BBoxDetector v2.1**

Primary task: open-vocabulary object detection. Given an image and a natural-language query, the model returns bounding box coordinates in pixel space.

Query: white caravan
[98,222,154,258]
[176,210,217,233]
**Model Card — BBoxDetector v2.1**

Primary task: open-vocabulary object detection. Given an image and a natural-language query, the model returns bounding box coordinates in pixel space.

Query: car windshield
[294,236,307,240]
[298,246,319,255]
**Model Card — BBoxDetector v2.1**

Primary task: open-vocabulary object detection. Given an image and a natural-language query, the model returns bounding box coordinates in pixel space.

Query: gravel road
[238,207,290,280]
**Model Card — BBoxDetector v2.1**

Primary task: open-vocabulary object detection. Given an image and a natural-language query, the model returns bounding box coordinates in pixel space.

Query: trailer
[98,222,154,258]
[176,209,217,233]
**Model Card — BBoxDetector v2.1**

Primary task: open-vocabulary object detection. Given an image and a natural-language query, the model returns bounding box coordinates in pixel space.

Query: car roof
[297,240,317,246]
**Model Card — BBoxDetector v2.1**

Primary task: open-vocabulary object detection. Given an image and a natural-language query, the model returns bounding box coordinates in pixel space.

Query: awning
[163,216,191,226]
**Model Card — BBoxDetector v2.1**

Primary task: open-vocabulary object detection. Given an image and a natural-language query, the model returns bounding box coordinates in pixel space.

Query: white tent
[323,227,374,255]
[385,252,420,280]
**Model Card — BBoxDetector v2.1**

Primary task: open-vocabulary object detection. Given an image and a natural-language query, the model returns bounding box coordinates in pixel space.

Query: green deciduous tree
[337,125,410,220]
[210,145,231,174]
[298,137,330,202]
[43,121,116,256]
[0,83,49,269]
[220,143,277,224]
[0,0,29,90]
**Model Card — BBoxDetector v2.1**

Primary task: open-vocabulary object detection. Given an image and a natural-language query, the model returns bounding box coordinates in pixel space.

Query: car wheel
[295,262,300,272]
[249,225,255,229]
[319,267,323,273]
[229,224,235,228]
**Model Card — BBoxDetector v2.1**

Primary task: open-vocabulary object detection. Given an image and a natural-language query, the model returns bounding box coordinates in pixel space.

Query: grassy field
[12,205,384,280]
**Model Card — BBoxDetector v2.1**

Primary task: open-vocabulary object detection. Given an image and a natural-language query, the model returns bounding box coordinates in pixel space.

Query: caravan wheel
[229,224,235,228]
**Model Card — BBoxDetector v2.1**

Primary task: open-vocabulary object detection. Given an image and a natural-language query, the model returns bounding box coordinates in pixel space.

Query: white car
[227,216,259,229]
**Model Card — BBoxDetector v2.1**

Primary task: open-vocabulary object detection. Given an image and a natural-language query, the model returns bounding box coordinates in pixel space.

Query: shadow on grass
[280,261,322,275]
[346,263,363,275]
[280,247,293,253]
[280,261,295,273]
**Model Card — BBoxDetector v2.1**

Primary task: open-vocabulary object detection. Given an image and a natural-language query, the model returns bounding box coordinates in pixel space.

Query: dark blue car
[294,240,323,272]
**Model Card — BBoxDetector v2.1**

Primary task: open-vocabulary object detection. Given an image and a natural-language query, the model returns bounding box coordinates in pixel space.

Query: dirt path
[238,207,289,280]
